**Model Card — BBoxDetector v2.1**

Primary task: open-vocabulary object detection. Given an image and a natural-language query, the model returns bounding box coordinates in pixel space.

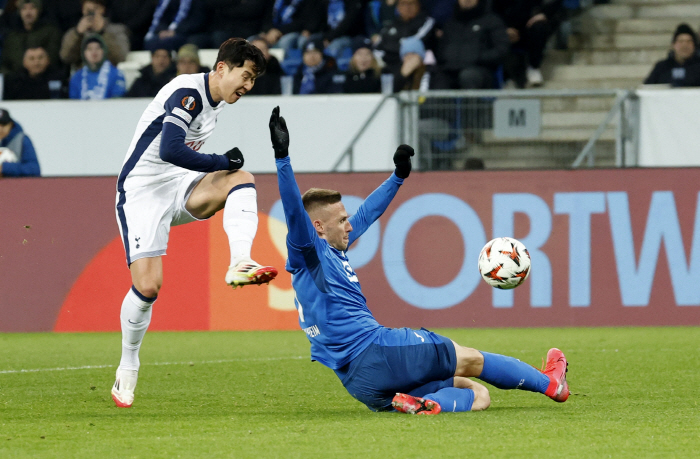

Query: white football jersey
[118,72,226,191]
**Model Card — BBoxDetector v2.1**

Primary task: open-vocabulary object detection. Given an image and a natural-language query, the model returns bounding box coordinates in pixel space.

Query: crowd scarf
[273,0,304,26]
[299,60,324,94]
[327,0,345,30]
[81,60,112,100]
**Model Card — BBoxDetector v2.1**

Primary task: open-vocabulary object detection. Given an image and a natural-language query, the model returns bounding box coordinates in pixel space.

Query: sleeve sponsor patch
[172,107,193,124]
[181,95,197,111]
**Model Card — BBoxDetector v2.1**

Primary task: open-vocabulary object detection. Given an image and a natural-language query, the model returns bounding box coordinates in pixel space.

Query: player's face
[318,202,353,251]
[216,60,257,104]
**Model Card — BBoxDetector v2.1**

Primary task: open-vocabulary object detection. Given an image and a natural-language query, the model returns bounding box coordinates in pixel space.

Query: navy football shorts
[334,327,457,411]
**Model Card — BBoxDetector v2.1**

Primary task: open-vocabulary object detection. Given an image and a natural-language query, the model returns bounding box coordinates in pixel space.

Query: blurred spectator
[69,33,126,99]
[175,44,210,75]
[60,0,130,70]
[260,0,315,52]
[248,36,282,95]
[373,0,434,92]
[1,0,62,74]
[431,0,509,90]
[293,38,343,94]
[342,37,381,93]
[419,0,460,27]
[125,48,176,97]
[187,0,270,49]
[143,0,204,52]
[0,109,41,178]
[365,0,399,38]
[306,0,366,57]
[4,46,67,99]
[109,0,158,51]
[644,24,700,87]
[492,0,564,88]
[43,0,83,33]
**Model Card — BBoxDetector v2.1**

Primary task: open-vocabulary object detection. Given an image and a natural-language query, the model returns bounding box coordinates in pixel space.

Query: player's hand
[269,106,289,159]
[393,144,414,179]
[225,147,244,170]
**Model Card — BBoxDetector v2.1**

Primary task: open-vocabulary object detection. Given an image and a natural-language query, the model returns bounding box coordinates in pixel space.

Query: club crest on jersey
[181,96,196,111]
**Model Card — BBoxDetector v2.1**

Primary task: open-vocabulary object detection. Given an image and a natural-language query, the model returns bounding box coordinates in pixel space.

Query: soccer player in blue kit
[269,106,570,414]
[111,39,278,408]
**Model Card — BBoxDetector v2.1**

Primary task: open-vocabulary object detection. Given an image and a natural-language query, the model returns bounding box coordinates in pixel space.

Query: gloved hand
[225,147,244,170]
[393,144,414,179]
[269,106,289,158]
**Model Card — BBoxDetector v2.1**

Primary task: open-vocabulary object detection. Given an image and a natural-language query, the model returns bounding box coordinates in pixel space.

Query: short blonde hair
[302,188,342,215]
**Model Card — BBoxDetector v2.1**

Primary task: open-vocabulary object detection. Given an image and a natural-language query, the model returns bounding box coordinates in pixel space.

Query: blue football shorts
[334,327,457,411]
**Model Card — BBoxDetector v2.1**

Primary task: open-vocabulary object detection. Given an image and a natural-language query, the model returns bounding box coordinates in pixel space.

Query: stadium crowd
[0,0,578,99]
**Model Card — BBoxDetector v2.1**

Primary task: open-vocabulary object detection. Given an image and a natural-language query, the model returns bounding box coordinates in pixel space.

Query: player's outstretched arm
[348,144,414,247]
[271,106,316,247]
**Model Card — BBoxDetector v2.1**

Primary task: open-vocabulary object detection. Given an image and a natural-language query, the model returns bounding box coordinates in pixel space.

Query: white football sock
[223,185,259,266]
[119,286,155,371]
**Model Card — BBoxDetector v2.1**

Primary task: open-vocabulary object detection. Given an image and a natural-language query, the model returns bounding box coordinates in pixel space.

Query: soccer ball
[478,237,531,289]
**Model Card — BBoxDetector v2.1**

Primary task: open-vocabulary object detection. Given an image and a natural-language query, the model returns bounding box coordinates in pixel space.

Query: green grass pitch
[1,327,699,458]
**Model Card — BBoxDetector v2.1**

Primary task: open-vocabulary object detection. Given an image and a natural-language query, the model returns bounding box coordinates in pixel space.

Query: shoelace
[541,357,562,374]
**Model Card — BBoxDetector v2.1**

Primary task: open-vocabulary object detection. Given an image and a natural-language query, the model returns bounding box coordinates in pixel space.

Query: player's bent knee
[454,344,485,377]
[471,385,491,411]
[132,278,161,299]
[224,169,255,187]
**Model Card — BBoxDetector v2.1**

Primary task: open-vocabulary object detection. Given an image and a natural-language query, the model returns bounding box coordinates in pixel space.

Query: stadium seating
[280,48,303,76]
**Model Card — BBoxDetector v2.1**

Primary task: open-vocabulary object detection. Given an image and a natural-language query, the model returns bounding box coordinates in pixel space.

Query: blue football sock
[479,351,550,393]
[422,387,474,413]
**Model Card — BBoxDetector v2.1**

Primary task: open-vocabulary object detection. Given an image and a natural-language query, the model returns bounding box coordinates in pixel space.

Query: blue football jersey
[276,156,404,369]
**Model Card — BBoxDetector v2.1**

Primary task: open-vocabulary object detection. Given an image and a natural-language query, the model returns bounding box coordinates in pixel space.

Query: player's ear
[312,219,324,234]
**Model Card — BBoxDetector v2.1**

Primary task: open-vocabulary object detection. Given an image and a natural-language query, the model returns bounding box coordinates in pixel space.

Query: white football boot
[225,259,278,289]
[111,368,138,408]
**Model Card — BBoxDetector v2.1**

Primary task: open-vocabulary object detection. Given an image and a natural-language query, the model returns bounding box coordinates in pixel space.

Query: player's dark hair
[302,188,342,214]
[215,38,266,76]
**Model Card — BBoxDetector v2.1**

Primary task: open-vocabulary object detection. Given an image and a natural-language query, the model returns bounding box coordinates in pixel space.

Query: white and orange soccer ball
[478,237,531,289]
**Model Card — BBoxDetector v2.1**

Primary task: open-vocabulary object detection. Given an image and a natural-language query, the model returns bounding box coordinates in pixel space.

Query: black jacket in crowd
[4,68,67,100]
[342,67,381,93]
[435,0,509,71]
[375,10,436,69]
[644,54,700,87]
[204,0,273,39]
[126,63,177,98]
[490,0,563,31]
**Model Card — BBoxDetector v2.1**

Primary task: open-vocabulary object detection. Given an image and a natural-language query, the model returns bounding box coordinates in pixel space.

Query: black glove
[269,106,289,158]
[225,147,244,171]
[393,144,414,179]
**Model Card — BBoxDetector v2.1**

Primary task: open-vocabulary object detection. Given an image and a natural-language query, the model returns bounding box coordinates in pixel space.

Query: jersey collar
[203,72,218,108]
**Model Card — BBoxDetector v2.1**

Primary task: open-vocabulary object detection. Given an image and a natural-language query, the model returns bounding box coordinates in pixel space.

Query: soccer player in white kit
[111,38,278,407]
